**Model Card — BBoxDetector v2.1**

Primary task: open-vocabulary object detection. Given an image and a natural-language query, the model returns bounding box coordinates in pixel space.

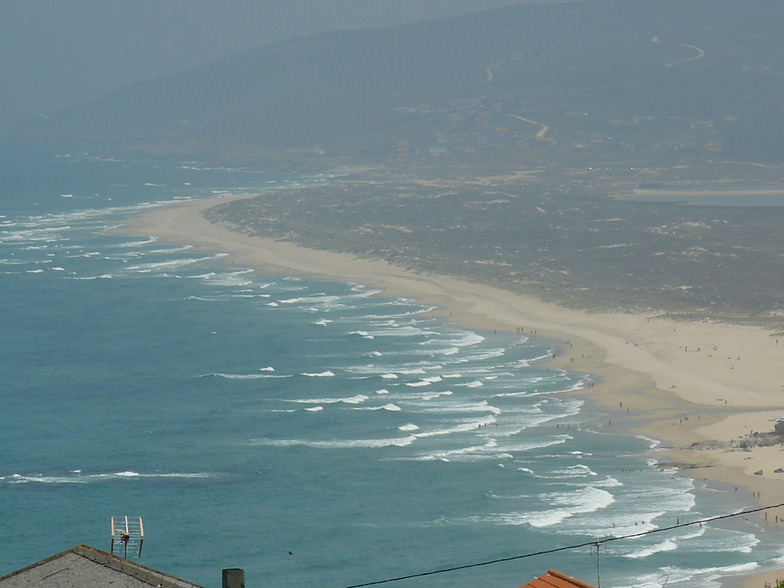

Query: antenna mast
[110,516,144,558]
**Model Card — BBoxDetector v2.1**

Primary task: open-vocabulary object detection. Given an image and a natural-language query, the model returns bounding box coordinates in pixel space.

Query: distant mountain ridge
[14,0,784,161]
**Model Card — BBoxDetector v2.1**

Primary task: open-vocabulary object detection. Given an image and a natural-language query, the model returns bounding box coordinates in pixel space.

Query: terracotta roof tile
[520,569,597,588]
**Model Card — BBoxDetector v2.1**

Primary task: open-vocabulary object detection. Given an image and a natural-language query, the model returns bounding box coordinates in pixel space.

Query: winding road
[653,36,706,68]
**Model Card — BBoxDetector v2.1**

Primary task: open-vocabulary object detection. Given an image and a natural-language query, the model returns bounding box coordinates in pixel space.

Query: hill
[13,0,784,163]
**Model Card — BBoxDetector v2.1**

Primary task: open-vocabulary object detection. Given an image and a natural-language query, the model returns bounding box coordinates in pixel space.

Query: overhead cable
[343,501,784,587]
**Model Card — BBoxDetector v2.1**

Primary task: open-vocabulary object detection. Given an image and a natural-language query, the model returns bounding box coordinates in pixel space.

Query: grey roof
[0,544,204,588]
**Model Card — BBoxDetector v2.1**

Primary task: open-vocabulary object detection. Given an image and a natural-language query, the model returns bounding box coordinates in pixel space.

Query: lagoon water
[1,142,781,587]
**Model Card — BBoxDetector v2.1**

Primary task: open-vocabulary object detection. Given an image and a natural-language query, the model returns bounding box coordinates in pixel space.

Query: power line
[343,502,784,588]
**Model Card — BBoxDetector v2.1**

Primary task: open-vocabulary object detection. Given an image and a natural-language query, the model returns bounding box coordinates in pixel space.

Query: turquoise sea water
[1,142,782,588]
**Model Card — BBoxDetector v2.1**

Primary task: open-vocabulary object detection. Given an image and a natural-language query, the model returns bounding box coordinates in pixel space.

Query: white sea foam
[365,325,439,338]
[126,253,228,273]
[112,237,158,248]
[398,367,430,375]
[349,284,379,297]
[628,561,759,588]
[491,436,571,453]
[495,486,615,527]
[550,464,598,477]
[562,380,590,392]
[404,440,514,462]
[102,250,143,261]
[436,331,485,348]
[618,563,758,588]
[593,475,622,487]
[2,471,214,484]
[624,525,708,559]
[358,305,436,321]
[301,370,336,377]
[461,380,484,388]
[406,399,500,414]
[0,258,30,265]
[636,434,662,449]
[632,482,696,513]
[352,403,402,412]
[413,419,495,439]
[452,347,507,363]
[278,294,342,306]
[197,271,255,288]
[68,274,114,280]
[349,330,374,339]
[418,391,454,400]
[150,245,194,254]
[285,394,369,405]
[343,361,443,378]
[691,528,759,554]
[405,376,443,387]
[0,226,73,245]
[201,372,291,380]
[249,435,417,449]
[398,423,419,432]
[567,509,663,538]
[482,409,573,438]
[409,346,461,356]
[625,538,679,559]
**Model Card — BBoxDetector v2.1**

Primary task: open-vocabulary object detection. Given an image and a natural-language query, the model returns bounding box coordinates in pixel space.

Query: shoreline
[122,195,784,587]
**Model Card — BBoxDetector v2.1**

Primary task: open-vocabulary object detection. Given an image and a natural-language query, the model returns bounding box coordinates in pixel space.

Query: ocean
[0,141,781,588]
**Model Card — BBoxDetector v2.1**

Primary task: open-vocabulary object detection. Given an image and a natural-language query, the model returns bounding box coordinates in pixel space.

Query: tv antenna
[111,516,144,558]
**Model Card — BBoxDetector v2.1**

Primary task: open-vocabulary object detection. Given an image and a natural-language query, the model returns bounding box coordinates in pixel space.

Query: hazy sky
[0,0,556,124]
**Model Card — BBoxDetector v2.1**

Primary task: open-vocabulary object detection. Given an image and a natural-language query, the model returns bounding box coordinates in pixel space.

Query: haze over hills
[15,0,784,163]
[11,0,784,324]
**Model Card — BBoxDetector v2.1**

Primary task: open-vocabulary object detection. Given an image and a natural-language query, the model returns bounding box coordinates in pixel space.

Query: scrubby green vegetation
[206,156,784,329]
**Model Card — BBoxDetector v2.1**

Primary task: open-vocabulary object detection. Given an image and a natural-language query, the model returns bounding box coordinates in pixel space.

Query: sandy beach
[125,195,784,587]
